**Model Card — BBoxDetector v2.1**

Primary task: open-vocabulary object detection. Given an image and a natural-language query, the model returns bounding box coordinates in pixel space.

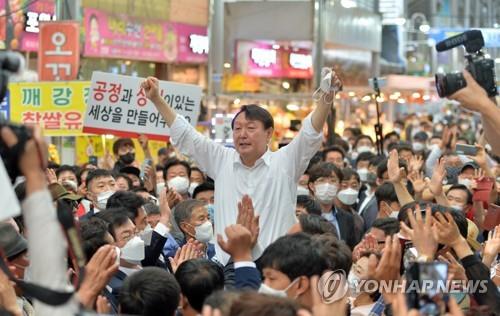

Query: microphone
[435,30,484,53]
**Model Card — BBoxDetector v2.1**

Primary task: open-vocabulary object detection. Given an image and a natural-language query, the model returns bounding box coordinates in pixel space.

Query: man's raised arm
[142,77,177,127]
[311,70,343,133]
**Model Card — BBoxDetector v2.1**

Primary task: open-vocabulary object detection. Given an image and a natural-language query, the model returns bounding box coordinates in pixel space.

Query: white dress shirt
[170,114,323,265]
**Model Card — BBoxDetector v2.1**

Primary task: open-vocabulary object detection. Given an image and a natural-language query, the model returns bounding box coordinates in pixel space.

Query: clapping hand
[236,195,260,248]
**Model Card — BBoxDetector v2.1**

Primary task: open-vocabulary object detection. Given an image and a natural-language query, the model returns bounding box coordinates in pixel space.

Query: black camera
[434,30,498,98]
[0,51,33,183]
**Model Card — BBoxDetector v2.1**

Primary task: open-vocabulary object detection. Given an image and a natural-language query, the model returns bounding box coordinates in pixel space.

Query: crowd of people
[0,70,499,316]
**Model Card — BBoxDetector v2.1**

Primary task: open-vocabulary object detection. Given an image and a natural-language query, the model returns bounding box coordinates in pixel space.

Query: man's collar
[234,149,272,168]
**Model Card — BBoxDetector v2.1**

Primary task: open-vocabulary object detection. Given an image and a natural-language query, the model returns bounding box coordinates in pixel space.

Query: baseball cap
[0,222,28,260]
[48,183,83,202]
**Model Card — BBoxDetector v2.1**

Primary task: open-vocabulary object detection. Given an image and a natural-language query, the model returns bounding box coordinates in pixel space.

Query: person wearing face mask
[106,191,172,269]
[336,168,364,243]
[120,166,143,189]
[96,210,145,308]
[0,223,35,315]
[374,182,401,220]
[169,199,215,260]
[56,164,79,194]
[163,158,192,200]
[189,167,206,195]
[307,162,358,249]
[457,163,477,191]
[112,138,137,173]
[354,135,375,156]
[79,169,116,219]
[446,184,473,215]
[349,252,382,316]
[412,131,429,154]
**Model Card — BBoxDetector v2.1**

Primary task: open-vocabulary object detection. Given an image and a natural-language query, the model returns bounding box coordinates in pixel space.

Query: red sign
[38,21,80,81]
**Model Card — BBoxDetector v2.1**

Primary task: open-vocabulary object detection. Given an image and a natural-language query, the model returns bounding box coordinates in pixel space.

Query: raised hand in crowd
[217,224,253,262]
[77,245,119,309]
[482,225,500,268]
[438,251,468,283]
[158,188,173,228]
[352,233,379,262]
[408,155,424,174]
[432,212,472,259]
[236,195,260,248]
[95,295,111,315]
[168,242,201,273]
[408,171,426,198]
[367,234,402,304]
[0,269,22,316]
[165,187,182,209]
[427,157,449,207]
[45,168,58,184]
[400,205,438,261]
[387,150,405,184]
[391,290,464,316]
[98,149,115,170]
[142,163,156,193]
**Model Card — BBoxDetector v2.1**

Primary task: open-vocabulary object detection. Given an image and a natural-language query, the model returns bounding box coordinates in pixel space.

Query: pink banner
[235,41,313,79]
[20,0,56,52]
[84,8,208,63]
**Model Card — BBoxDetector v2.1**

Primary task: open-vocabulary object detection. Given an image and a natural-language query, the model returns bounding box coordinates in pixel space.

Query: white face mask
[412,142,426,152]
[458,178,473,190]
[96,190,115,210]
[258,278,299,298]
[121,236,145,265]
[348,271,361,298]
[357,146,372,154]
[297,185,309,196]
[384,201,399,218]
[450,204,464,212]
[357,168,369,182]
[194,220,213,243]
[62,180,78,192]
[156,182,166,196]
[167,176,190,194]
[140,224,153,246]
[315,183,338,204]
[337,188,359,206]
[188,182,200,196]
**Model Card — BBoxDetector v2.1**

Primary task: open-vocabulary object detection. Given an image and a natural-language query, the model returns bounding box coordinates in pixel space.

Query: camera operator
[449,70,500,156]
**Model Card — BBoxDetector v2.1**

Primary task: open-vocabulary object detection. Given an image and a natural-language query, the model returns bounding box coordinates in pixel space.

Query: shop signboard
[83,8,208,63]
[38,21,80,81]
[235,41,313,79]
[20,0,56,51]
[9,81,90,136]
[83,72,202,141]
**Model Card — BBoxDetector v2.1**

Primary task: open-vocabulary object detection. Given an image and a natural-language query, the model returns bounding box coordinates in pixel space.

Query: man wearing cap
[142,72,342,265]
[0,222,34,315]
[120,166,142,189]
[112,138,137,173]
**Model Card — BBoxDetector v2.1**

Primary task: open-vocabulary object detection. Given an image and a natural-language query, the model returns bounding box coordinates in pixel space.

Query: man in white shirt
[142,72,341,265]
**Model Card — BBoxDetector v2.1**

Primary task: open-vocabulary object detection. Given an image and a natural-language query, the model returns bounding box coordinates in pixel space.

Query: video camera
[0,51,33,183]
[434,30,497,98]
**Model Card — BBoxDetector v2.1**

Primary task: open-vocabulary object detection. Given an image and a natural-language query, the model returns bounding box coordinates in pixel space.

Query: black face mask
[119,152,135,164]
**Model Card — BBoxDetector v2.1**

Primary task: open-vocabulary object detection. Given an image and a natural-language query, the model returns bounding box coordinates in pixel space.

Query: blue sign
[428,28,500,48]
[0,91,9,121]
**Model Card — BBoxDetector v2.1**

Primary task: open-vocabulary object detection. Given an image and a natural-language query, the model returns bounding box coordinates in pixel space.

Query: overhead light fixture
[348,91,356,97]
[224,63,231,69]
[422,95,430,101]
[362,95,371,102]
[272,44,280,50]
[495,58,500,64]
[234,98,241,105]
[282,81,291,90]
[382,17,406,25]
[286,103,299,111]
[397,98,405,104]
[412,92,421,98]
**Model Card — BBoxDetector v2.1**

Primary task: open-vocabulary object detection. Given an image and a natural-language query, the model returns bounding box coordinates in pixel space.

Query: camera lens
[435,73,466,97]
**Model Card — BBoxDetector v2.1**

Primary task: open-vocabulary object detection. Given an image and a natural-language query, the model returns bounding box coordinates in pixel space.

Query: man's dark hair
[106,191,146,221]
[80,217,110,259]
[296,195,322,216]
[370,218,400,236]
[229,292,299,316]
[112,138,134,155]
[175,259,224,312]
[96,208,133,240]
[85,169,114,189]
[396,142,414,155]
[143,202,160,216]
[384,131,400,141]
[375,182,399,207]
[307,162,343,184]
[193,182,215,200]
[56,165,76,179]
[120,267,181,316]
[323,145,346,160]
[163,158,192,181]
[447,184,473,205]
[354,135,374,149]
[345,127,362,138]
[114,173,133,190]
[356,152,376,168]
[77,168,94,186]
[369,155,386,169]
[258,233,329,281]
[298,214,338,238]
[333,137,350,154]
[231,104,274,130]
[312,233,352,274]
[341,168,360,183]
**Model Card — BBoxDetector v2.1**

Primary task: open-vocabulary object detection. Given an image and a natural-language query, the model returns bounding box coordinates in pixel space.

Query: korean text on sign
[9,81,90,136]
[82,72,202,141]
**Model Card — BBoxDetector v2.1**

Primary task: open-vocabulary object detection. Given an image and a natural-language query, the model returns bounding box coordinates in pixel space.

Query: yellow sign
[75,135,168,166]
[9,81,91,136]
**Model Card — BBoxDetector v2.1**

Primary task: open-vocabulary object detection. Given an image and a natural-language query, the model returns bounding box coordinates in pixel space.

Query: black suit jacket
[336,208,359,250]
